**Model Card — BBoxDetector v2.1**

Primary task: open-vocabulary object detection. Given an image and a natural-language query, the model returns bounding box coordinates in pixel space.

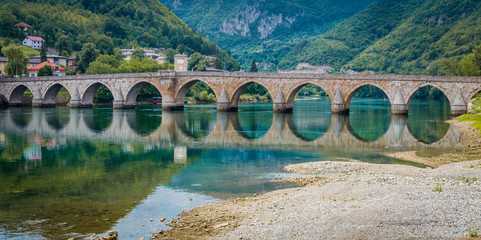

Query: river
[0,96,458,239]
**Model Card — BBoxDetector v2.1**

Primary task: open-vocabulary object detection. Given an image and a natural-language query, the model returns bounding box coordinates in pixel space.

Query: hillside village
[0,21,232,78]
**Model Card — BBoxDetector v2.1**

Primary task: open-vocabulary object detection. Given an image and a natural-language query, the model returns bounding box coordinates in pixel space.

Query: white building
[22,36,45,50]
[121,47,166,64]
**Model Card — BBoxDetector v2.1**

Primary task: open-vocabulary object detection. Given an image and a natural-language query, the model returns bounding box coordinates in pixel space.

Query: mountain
[278,0,481,75]
[160,0,378,70]
[0,0,238,70]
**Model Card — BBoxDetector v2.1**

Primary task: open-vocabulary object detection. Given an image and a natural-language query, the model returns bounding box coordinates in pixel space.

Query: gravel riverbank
[153,119,481,240]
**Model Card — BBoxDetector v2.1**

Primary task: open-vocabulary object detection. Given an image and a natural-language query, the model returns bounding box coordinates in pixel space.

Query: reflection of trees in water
[0,140,201,239]
[126,107,162,136]
[291,112,331,141]
[408,99,450,144]
[349,98,391,142]
[183,111,217,139]
[10,108,32,128]
[238,112,272,139]
[45,107,70,130]
[83,107,113,133]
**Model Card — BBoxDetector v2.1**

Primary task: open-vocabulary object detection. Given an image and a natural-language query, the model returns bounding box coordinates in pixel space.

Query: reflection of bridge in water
[0,108,465,151]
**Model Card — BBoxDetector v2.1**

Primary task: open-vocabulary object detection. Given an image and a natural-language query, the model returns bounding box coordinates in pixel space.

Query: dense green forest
[0,0,238,70]
[161,0,377,70]
[279,0,481,75]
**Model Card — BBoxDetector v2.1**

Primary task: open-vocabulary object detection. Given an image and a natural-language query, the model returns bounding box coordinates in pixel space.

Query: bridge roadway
[1,69,481,116]
[0,108,465,152]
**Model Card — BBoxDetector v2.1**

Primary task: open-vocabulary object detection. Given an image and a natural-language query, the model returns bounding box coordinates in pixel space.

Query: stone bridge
[1,61,481,115]
[0,108,465,152]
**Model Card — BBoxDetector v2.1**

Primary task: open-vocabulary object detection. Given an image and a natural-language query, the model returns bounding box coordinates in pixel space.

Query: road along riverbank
[153,119,481,240]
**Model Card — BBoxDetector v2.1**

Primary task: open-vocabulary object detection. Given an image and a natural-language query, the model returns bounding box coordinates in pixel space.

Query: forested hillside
[0,0,238,70]
[278,0,481,75]
[161,0,377,70]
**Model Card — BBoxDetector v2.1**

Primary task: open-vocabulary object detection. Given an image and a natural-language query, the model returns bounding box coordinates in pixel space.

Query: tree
[40,44,47,62]
[250,59,258,72]
[2,45,29,77]
[55,35,72,56]
[443,45,481,76]
[95,36,115,55]
[77,43,99,73]
[37,65,53,76]
[165,48,176,64]
[132,47,145,59]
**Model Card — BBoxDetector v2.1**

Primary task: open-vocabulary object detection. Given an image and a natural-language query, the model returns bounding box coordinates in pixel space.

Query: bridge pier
[162,101,184,111]
[391,89,408,115]
[331,88,349,114]
[391,104,408,115]
[451,90,467,117]
[217,87,236,112]
[273,89,293,113]
[451,106,467,117]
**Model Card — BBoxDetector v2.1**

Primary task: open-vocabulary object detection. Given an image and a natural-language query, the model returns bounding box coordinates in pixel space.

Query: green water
[0,97,455,239]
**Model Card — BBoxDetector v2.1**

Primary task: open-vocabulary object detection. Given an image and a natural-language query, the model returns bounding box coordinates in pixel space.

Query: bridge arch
[230,81,273,107]
[285,82,332,109]
[43,83,71,106]
[175,79,218,106]
[81,82,115,106]
[406,83,450,106]
[125,81,162,107]
[466,87,481,106]
[345,83,391,109]
[8,84,35,106]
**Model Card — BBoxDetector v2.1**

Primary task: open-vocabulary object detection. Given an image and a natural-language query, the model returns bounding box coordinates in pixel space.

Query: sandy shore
[153,119,481,240]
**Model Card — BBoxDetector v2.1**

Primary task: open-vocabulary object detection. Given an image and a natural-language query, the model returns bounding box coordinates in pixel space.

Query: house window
[55,66,59,72]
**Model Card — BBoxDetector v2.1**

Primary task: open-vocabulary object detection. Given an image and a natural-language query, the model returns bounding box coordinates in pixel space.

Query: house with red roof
[28,61,66,77]
[15,22,33,32]
[22,36,45,50]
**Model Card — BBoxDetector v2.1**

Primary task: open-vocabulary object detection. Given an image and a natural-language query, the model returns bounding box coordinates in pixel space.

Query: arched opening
[286,84,331,141]
[83,107,113,133]
[44,84,71,107]
[45,107,71,130]
[232,82,272,108]
[185,82,217,104]
[9,85,33,106]
[287,83,331,111]
[348,85,391,142]
[175,80,217,108]
[82,83,114,106]
[407,86,450,144]
[125,107,162,136]
[125,82,162,107]
[468,89,481,113]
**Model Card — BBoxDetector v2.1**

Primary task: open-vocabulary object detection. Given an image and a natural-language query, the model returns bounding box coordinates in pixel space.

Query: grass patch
[433,183,442,192]
[460,177,477,185]
[457,114,481,133]
[467,227,479,237]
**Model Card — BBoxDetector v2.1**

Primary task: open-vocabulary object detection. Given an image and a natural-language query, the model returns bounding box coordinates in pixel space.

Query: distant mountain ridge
[161,0,378,69]
[279,0,481,74]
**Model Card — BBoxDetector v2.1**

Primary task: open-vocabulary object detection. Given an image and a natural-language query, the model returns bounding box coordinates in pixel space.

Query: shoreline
[152,118,481,239]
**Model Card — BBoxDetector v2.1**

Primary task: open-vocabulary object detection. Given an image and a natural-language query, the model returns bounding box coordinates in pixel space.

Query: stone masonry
[1,57,481,116]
